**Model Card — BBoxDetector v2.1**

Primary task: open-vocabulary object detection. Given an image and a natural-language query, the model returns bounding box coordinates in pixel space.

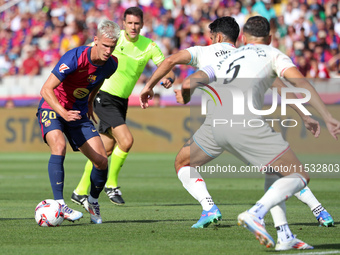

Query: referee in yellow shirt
[71,6,175,206]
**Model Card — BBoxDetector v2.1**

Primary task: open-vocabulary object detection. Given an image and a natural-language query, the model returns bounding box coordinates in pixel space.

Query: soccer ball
[35,199,64,227]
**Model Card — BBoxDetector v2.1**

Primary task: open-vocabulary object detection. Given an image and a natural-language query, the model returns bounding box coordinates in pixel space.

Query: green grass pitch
[0,152,339,255]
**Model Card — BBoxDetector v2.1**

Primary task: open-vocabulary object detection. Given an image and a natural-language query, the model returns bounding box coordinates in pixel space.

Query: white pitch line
[276,251,340,255]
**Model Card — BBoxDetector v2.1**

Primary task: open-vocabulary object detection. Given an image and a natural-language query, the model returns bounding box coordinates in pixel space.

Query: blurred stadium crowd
[0,0,339,95]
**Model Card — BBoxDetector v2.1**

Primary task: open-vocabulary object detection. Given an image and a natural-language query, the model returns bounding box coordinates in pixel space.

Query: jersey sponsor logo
[73,88,89,99]
[59,63,70,73]
[87,75,97,83]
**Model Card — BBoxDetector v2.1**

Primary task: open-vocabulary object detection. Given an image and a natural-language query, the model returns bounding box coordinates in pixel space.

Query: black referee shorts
[94,91,128,134]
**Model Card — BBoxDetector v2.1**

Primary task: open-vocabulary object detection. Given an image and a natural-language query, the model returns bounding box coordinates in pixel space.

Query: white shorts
[193,115,224,158]
[211,117,290,168]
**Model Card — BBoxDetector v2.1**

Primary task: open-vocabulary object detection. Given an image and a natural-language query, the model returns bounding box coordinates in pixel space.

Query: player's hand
[325,117,340,140]
[160,77,174,89]
[87,105,97,124]
[174,89,185,104]
[64,110,81,122]
[139,87,154,109]
[302,116,320,138]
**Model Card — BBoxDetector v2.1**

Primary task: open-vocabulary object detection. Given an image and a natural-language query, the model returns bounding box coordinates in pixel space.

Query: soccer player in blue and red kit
[36,19,120,224]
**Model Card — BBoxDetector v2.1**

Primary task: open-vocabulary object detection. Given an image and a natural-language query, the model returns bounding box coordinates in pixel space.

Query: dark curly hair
[209,16,240,44]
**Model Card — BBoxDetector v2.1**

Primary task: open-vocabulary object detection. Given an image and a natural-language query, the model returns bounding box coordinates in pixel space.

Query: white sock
[254,173,307,219]
[177,166,214,211]
[294,186,322,212]
[88,195,98,204]
[248,202,268,220]
[265,173,289,227]
[56,199,65,205]
[270,203,288,228]
[276,224,294,242]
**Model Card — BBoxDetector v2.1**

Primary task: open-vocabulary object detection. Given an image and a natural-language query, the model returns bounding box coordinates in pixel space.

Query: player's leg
[71,159,91,205]
[37,108,83,222]
[46,130,83,222]
[91,92,130,205]
[267,172,334,227]
[176,138,222,228]
[45,129,67,205]
[79,135,108,224]
[265,173,334,227]
[72,132,115,205]
[239,149,309,248]
[248,149,309,218]
[265,173,313,250]
[72,90,120,204]
[295,186,334,227]
[104,124,133,205]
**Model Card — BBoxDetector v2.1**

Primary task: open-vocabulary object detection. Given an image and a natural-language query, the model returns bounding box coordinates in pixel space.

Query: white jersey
[202,44,296,118]
[187,42,236,158]
[186,42,236,69]
[187,42,237,123]
[200,44,295,167]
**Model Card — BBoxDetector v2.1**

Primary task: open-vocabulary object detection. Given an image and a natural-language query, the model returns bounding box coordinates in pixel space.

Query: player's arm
[149,50,191,89]
[40,73,81,122]
[87,81,103,124]
[272,78,320,138]
[181,70,210,104]
[140,50,191,109]
[157,62,176,89]
[283,67,340,140]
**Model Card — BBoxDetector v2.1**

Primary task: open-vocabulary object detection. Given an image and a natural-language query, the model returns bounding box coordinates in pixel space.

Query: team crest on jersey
[87,75,97,83]
[59,63,70,73]
[73,88,89,99]
[45,120,51,127]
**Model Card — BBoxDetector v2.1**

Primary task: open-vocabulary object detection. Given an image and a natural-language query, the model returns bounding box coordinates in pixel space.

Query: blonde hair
[97,19,120,40]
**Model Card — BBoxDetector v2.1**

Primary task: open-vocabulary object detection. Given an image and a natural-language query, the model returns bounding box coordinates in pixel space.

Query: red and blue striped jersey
[39,46,118,115]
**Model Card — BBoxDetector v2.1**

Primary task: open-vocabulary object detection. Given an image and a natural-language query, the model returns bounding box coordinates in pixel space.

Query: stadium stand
[0,0,339,107]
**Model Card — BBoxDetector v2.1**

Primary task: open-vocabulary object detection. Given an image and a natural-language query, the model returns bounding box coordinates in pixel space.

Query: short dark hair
[243,16,270,37]
[124,7,143,21]
[209,16,240,44]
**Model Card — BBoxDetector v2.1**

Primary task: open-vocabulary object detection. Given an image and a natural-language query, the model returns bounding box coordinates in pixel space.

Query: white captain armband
[201,66,216,83]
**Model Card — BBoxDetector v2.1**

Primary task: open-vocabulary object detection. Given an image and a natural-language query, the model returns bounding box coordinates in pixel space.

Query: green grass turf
[0,153,339,255]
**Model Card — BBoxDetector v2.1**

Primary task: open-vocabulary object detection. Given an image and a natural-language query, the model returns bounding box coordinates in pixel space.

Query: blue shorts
[36,108,100,151]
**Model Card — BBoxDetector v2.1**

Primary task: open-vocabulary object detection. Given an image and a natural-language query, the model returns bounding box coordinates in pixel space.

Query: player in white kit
[178,16,340,250]
[140,16,334,233]
[140,16,239,227]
